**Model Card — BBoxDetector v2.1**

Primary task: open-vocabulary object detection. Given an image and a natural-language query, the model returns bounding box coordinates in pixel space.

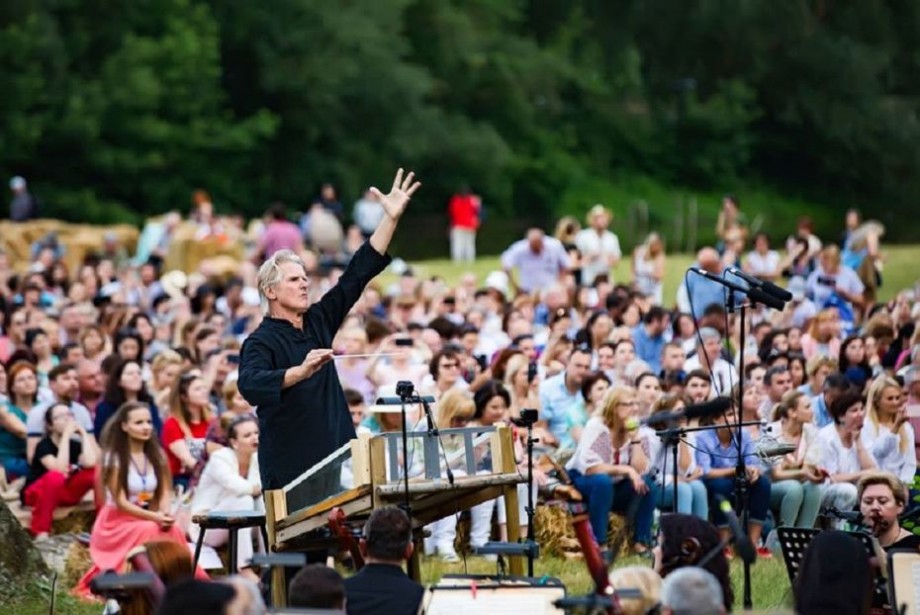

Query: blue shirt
[811,394,832,428]
[632,325,665,374]
[538,372,584,447]
[695,427,764,474]
[684,271,728,319]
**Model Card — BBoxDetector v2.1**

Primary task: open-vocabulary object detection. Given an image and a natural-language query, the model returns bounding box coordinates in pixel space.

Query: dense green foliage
[1,1,917,245]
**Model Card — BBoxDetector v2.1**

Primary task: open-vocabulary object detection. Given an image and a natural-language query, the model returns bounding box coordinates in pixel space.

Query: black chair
[192,510,269,573]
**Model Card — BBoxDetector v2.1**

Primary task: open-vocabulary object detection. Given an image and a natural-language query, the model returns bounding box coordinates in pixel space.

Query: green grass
[381,244,920,304]
[14,554,792,613]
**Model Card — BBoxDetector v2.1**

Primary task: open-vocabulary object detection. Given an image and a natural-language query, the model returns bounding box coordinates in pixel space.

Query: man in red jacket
[448,185,481,263]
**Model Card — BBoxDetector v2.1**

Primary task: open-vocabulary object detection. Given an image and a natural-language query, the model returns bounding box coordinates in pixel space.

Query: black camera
[817,276,836,287]
[475,354,489,371]
[395,380,415,398]
[527,361,538,383]
[512,408,539,428]
[395,337,413,347]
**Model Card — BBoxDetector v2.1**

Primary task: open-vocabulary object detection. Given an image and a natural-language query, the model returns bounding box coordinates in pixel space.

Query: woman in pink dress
[76,401,194,598]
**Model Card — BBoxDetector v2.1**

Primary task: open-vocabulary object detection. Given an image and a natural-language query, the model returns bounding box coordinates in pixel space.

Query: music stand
[888,549,920,615]
[776,527,889,608]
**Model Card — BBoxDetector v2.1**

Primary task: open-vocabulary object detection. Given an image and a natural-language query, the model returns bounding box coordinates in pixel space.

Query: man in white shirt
[683,327,737,396]
[575,205,621,286]
[501,229,569,294]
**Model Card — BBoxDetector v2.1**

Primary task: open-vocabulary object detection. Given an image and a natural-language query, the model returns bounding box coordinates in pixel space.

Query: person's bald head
[697,247,721,273]
[527,228,545,252]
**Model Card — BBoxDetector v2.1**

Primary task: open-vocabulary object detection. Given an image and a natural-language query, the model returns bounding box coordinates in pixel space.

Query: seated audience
[0,361,35,480]
[344,506,424,615]
[646,394,708,519]
[162,371,213,489]
[565,385,655,556]
[189,415,263,575]
[22,402,98,538]
[77,402,189,598]
[94,358,162,437]
[861,375,916,485]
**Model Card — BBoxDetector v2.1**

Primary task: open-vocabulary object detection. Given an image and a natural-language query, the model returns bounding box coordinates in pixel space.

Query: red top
[448,194,481,230]
[161,416,209,476]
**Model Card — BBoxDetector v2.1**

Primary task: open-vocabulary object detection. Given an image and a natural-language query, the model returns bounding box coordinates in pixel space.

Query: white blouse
[861,419,917,484]
[191,447,262,516]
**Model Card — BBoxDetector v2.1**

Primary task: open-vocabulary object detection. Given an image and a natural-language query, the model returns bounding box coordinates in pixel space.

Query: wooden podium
[263,424,526,606]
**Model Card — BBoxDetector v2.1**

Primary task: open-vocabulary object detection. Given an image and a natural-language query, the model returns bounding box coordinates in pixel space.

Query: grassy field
[11,553,792,614]
[380,244,920,304]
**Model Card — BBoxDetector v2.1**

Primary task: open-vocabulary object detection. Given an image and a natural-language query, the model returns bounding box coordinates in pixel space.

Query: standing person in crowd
[238,169,420,507]
[858,472,920,552]
[539,345,592,449]
[190,415,263,577]
[576,205,621,286]
[684,248,727,319]
[255,202,303,262]
[806,245,865,316]
[77,402,188,597]
[766,391,824,529]
[0,361,37,479]
[22,402,98,538]
[344,506,424,615]
[715,194,745,253]
[632,232,665,306]
[646,395,708,520]
[94,359,162,438]
[9,175,39,221]
[353,189,385,240]
[810,388,877,523]
[554,216,582,287]
[163,372,213,490]
[447,185,481,263]
[565,385,655,557]
[861,375,916,485]
[695,403,772,557]
[743,232,781,281]
[500,228,570,295]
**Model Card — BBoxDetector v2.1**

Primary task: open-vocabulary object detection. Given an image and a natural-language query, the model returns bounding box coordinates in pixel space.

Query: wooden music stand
[776,527,889,609]
[264,424,526,607]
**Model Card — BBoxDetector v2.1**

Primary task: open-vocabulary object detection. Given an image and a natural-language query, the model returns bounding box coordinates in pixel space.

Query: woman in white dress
[632,233,665,305]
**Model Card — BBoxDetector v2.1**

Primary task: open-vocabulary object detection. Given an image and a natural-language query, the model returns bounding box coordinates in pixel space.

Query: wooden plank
[497,424,524,576]
[263,489,288,608]
[374,472,522,497]
[276,485,371,531]
[350,433,372,487]
[407,487,506,526]
[277,494,372,546]
[369,435,387,508]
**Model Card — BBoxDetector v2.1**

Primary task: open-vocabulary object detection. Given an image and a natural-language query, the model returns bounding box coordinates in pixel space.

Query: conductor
[238,169,421,506]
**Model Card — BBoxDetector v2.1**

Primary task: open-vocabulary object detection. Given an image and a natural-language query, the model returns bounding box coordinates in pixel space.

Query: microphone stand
[524,413,538,577]
[419,396,454,486]
[729,289,753,611]
[397,389,412,524]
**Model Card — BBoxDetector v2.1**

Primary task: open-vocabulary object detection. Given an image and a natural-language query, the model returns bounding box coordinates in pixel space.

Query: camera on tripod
[512,408,539,428]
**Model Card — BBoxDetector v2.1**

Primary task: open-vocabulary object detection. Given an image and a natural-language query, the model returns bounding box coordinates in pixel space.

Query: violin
[327,507,365,569]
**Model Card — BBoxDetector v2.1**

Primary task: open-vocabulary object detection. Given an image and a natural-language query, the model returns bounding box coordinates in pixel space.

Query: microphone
[726,267,793,302]
[638,397,732,429]
[375,395,436,405]
[716,496,756,563]
[689,267,784,310]
[754,437,798,461]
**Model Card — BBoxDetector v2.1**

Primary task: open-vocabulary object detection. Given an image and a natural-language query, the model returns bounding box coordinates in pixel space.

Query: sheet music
[426,592,557,614]
[912,561,920,613]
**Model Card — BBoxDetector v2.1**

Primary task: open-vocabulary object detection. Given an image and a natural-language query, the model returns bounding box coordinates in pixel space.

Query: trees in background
[0,0,918,242]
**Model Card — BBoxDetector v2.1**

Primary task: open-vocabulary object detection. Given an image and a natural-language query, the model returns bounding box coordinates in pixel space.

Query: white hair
[661,567,724,615]
[256,249,307,315]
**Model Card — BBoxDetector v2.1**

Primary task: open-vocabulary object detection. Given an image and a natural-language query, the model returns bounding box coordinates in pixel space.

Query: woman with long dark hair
[162,371,213,489]
[76,402,189,597]
[94,359,161,438]
[654,513,733,611]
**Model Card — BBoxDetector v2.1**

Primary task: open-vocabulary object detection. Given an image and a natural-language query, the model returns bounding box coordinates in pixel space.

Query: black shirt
[344,563,424,615]
[239,242,390,490]
[24,437,82,492]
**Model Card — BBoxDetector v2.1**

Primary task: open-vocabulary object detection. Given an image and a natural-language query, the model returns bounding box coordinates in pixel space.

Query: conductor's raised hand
[370,168,421,221]
[300,348,335,380]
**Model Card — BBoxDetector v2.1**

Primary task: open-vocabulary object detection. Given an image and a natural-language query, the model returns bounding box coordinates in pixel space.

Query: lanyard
[130,454,149,492]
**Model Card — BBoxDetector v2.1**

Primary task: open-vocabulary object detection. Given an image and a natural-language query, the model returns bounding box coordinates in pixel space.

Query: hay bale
[52,507,96,535]
[63,541,92,588]
[534,502,631,558]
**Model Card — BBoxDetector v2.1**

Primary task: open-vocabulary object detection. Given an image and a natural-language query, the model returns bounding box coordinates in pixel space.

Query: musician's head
[654,513,732,611]
[289,564,345,611]
[794,530,872,615]
[858,471,906,537]
[660,567,726,615]
[257,248,310,317]
[607,566,662,615]
[361,506,413,564]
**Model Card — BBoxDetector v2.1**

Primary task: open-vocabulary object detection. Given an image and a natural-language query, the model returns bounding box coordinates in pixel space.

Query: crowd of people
[1,175,918,613]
